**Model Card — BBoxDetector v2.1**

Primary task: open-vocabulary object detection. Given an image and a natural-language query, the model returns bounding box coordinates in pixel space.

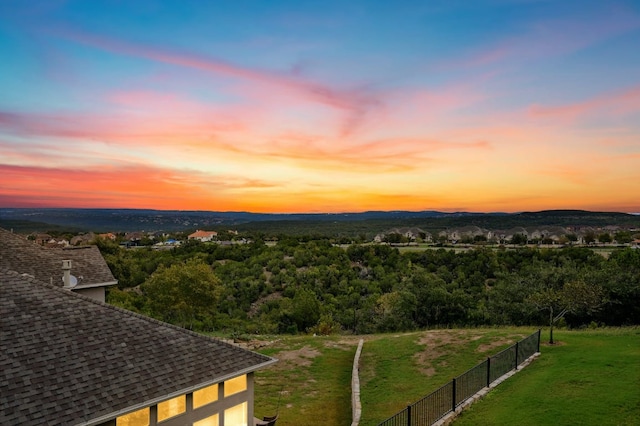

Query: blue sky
[1,0,639,212]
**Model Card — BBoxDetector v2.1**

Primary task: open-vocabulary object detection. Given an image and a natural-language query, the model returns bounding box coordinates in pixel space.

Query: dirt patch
[423,366,436,376]
[475,333,526,353]
[323,338,361,351]
[272,345,321,368]
[414,330,482,376]
[476,338,515,353]
[541,340,566,347]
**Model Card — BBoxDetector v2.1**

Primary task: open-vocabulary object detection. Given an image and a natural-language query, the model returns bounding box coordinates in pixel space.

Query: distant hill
[0,208,637,236]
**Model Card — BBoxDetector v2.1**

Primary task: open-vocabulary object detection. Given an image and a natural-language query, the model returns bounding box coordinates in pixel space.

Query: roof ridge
[17,271,267,355]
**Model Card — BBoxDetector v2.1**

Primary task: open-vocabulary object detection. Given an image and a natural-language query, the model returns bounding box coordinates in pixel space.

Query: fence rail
[378,329,541,426]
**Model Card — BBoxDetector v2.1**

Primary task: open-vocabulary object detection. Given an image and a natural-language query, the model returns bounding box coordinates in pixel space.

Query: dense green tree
[291,288,322,332]
[142,259,222,330]
[614,231,633,244]
[510,233,528,245]
[100,238,639,334]
[373,291,417,331]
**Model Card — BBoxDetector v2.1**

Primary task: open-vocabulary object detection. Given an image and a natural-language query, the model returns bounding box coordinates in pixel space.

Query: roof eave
[72,280,118,290]
[80,357,278,426]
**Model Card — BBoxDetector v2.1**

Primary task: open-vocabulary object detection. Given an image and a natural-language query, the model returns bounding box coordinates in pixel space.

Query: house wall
[74,287,106,303]
[95,373,255,426]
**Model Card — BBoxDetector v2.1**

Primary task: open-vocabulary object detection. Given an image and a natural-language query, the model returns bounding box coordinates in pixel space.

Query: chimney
[62,260,72,289]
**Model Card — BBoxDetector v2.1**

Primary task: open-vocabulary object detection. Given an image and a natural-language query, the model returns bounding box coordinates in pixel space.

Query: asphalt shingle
[0,228,117,289]
[0,270,275,425]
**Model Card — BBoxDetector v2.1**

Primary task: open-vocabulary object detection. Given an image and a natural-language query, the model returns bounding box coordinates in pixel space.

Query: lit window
[193,413,219,426]
[224,402,247,426]
[157,395,186,422]
[194,383,219,408]
[224,375,247,397]
[116,408,149,426]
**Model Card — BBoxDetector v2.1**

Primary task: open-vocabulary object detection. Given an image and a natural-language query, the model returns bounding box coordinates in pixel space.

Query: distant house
[98,232,117,241]
[189,230,218,242]
[125,231,145,243]
[71,232,96,246]
[33,233,52,246]
[0,227,117,302]
[374,227,430,244]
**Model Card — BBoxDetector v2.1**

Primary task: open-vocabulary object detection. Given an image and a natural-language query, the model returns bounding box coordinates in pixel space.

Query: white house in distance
[188,230,219,242]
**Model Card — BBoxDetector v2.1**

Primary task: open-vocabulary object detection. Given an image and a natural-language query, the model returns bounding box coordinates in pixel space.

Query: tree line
[98,237,640,335]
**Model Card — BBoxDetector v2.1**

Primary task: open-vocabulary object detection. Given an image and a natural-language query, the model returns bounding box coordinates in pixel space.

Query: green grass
[358,328,532,426]
[252,328,639,426]
[254,335,359,426]
[455,328,640,426]
[253,328,532,426]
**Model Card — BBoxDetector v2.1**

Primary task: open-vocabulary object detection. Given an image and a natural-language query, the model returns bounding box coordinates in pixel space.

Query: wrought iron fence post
[515,341,519,370]
[537,328,541,352]
[486,357,491,387]
[406,405,411,426]
[452,378,456,412]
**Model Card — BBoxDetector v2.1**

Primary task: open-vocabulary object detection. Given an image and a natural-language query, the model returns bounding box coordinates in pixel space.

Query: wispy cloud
[454,6,640,71]
[2,2,639,213]
[49,27,382,137]
[528,85,640,123]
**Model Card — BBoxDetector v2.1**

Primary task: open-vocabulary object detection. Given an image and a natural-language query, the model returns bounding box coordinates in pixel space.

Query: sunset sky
[1,1,639,213]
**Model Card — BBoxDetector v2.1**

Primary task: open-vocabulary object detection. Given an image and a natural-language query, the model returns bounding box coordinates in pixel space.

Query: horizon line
[1,206,637,216]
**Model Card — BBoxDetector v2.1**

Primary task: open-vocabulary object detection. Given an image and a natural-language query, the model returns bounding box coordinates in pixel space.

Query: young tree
[583,231,596,245]
[614,231,633,244]
[565,234,579,245]
[528,280,604,344]
[598,233,612,244]
[511,234,528,245]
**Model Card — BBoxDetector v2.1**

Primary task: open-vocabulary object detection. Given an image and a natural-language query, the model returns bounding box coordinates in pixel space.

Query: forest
[99,237,640,335]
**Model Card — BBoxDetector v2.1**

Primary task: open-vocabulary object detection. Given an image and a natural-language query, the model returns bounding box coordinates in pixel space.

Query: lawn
[252,328,638,426]
[252,328,533,426]
[252,335,359,426]
[454,328,640,426]
[357,328,533,426]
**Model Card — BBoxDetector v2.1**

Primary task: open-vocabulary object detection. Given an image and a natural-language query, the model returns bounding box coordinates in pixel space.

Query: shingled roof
[0,227,116,289]
[0,269,276,425]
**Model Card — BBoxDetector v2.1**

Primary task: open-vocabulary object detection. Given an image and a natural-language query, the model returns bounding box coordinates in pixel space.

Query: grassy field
[454,328,640,426]
[252,328,639,426]
[252,328,533,426]
[358,328,535,425]
[253,335,358,425]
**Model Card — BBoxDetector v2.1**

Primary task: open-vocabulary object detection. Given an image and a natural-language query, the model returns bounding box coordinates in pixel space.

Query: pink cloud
[528,85,640,123]
[50,28,382,137]
[0,94,252,153]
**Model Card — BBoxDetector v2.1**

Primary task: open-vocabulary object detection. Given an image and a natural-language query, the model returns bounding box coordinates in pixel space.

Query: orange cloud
[0,164,253,210]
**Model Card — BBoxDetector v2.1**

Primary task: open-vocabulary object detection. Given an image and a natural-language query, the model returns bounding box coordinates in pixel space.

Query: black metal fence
[378,329,541,426]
